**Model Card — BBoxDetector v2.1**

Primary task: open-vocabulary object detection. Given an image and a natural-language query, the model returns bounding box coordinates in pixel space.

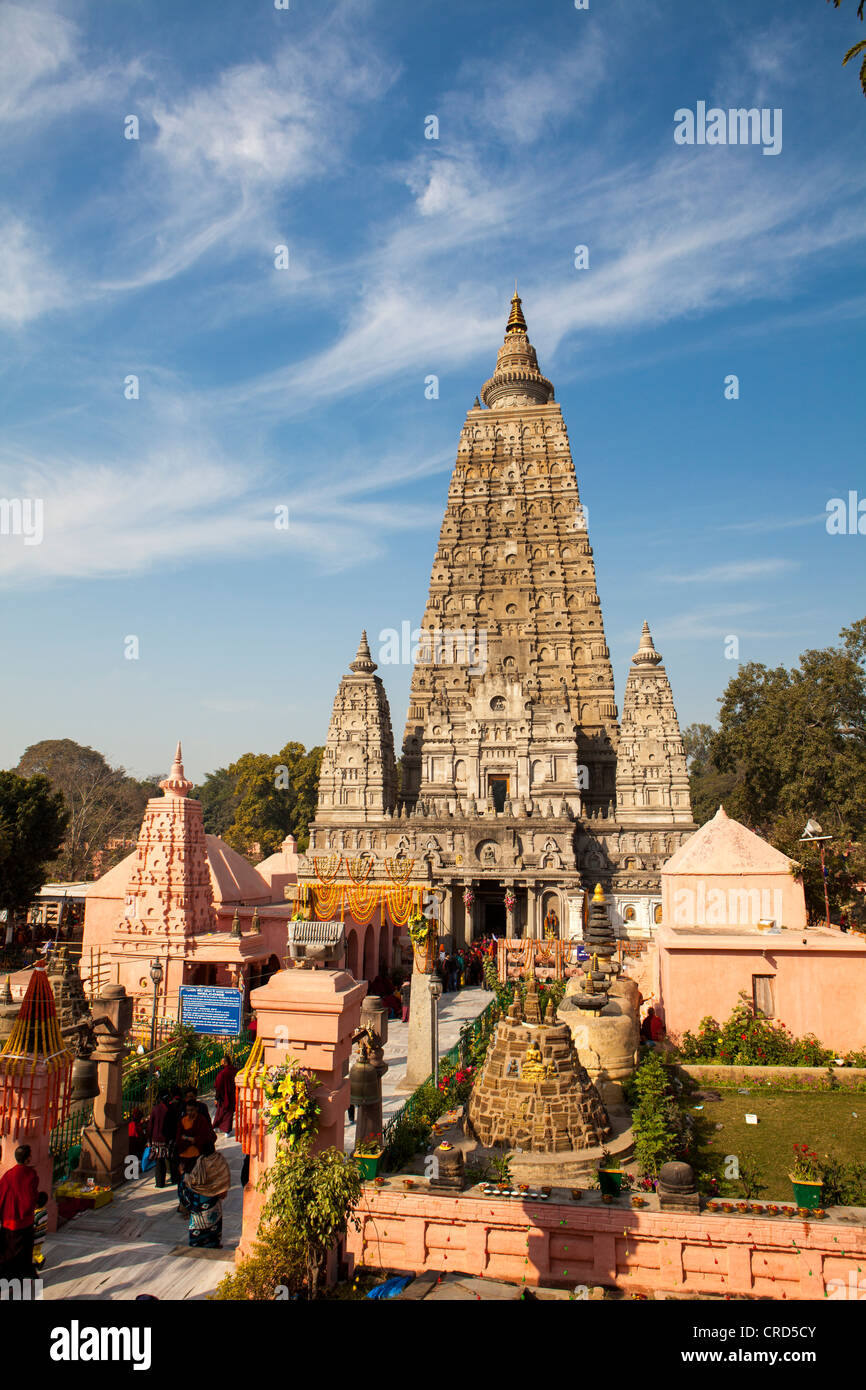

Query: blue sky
[0,0,864,782]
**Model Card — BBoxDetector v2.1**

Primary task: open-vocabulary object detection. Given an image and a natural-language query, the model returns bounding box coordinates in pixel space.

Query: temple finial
[505,289,528,336]
[632,620,662,667]
[349,629,376,675]
[160,739,193,798]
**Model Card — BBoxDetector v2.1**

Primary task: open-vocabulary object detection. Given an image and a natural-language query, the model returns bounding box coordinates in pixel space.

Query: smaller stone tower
[311,632,398,829]
[615,622,692,824]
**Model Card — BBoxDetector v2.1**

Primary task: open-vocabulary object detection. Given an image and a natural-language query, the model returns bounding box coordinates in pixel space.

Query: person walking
[177,1144,231,1248]
[0,1145,40,1280]
[145,1091,174,1189]
[175,1099,216,1213]
[213,1053,237,1135]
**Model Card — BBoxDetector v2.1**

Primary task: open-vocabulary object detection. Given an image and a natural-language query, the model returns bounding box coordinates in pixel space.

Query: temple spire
[505,289,528,336]
[160,739,193,798]
[632,620,662,667]
[349,629,376,675]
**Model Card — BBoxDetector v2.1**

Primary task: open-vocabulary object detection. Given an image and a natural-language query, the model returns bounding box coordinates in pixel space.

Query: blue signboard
[178,986,243,1037]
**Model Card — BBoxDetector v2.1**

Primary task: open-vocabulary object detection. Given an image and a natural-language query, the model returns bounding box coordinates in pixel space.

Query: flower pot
[598,1168,623,1197]
[789,1176,823,1211]
[354,1149,384,1181]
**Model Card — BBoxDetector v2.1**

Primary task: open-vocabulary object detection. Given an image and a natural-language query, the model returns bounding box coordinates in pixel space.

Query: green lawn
[690,1090,865,1200]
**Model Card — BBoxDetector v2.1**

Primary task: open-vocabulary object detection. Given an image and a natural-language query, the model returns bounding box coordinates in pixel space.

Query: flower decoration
[262,1059,320,1149]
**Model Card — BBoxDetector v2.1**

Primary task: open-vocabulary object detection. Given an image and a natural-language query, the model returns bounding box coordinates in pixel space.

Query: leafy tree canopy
[14,739,157,881]
[0,771,69,916]
[194,743,323,857]
[684,621,866,922]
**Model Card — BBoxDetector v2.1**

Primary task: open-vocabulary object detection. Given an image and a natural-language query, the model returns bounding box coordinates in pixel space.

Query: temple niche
[300,294,696,944]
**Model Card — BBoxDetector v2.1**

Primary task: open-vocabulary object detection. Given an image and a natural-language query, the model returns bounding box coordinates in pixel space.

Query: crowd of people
[138,1054,237,1248]
[434,937,496,993]
[0,1054,239,1283]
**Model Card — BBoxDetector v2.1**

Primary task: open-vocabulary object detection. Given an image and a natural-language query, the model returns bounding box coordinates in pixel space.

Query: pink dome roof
[663,805,797,876]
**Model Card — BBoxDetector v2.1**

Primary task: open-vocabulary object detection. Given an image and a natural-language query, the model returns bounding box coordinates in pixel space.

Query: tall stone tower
[400,290,618,821]
[315,631,398,824]
[303,295,694,945]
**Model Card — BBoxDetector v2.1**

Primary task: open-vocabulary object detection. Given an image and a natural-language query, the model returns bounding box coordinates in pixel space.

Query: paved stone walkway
[40,986,493,1300]
[42,1126,243,1302]
[345,984,493,1149]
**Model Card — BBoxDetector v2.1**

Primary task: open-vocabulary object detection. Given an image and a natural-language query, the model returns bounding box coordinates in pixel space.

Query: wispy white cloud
[659,559,798,584]
[718,513,826,535]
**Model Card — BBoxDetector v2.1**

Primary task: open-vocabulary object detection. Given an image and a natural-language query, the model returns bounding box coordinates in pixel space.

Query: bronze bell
[70,1055,100,1106]
[349,1053,380,1108]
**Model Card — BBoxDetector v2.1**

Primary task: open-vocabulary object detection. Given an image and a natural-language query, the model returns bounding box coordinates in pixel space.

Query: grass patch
[692,1089,865,1199]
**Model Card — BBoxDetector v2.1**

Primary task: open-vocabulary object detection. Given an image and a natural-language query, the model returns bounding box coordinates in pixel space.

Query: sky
[0,0,864,783]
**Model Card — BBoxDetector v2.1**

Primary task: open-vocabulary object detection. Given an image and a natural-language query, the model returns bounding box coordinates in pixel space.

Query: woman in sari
[178,1145,231,1248]
[175,1100,216,1213]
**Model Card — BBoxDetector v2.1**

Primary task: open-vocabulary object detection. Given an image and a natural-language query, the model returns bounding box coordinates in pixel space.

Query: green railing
[49,1103,94,1182]
[121,1031,254,1118]
[47,1033,255,1182]
[381,997,498,1164]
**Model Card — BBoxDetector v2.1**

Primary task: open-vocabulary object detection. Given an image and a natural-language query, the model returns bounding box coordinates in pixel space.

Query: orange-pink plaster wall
[347,1189,866,1300]
[658,935,866,1052]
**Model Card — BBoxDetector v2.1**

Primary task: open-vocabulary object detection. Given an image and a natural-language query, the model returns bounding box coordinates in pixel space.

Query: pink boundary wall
[347,1189,866,1299]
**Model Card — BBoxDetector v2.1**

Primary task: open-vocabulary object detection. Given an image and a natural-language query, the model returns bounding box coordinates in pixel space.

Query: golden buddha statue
[521,1041,546,1081]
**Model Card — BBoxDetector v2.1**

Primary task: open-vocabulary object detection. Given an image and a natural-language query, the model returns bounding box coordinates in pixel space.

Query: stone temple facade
[301,294,694,944]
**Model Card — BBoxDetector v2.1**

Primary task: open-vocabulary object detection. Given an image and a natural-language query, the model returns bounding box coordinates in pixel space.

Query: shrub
[673,993,837,1068]
[629,1051,690,1176]
[213,1226,305,1301]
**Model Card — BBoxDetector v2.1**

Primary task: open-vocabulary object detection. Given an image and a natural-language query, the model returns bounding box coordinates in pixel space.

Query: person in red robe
[0,1144,40,1279]
[213,1055,237,1135]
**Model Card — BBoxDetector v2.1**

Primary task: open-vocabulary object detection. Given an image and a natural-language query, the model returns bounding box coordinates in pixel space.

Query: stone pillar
[76,985,134,1188]
[237,966,366,1261]
[399,968,438,1092]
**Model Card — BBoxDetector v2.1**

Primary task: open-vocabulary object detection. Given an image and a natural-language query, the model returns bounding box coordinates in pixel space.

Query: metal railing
[49,1103,94,1182]
[381,997,498,1161]
[120,1031,254,1119]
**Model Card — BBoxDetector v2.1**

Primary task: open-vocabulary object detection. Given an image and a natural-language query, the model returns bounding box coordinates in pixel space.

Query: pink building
[81,742,405,1026]
[657,807,866,1052]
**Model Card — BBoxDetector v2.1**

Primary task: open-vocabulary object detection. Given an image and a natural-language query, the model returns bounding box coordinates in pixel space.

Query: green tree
[691,621,866,920]
[255,1140,362,1299]
[682,722,737,826]
[193,767,241,839]
[0,771,69,918]
[15,739,153,880]
[222,743,323,858]
[828,0,866,97]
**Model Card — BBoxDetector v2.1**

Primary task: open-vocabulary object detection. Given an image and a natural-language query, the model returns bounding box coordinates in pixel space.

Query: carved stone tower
[314,631,398,824]
[110,741,216,1022]
[615,622,693,825]
[401,290,619,820]
[302,295,695,946]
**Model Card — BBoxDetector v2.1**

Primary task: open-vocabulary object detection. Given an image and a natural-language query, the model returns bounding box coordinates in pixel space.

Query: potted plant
[408,913,437,975]
[354,1131,385,1181]
[789,1144,824,1210]
[597,1151,624,1197]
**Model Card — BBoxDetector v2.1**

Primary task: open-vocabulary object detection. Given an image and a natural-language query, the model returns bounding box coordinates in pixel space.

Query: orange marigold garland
[235,1036,266,1159]
[346,883,380,925]
[384,856,414,885]
[0,967,74,1137]
[345,854,374,885]
[313,854,342,884]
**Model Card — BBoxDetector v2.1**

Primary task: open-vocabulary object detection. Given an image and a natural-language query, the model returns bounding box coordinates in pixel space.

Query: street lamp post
[148,958,164,1100]
[428,976,443,1086]
[799,819,832,930]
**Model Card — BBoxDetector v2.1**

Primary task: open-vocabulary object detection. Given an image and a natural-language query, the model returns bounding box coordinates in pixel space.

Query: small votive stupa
[466,974,611,1154]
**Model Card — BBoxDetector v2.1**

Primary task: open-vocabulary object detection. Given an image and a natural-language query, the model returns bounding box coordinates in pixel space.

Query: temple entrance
[488,775,509,812]
[484,901,506,936]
